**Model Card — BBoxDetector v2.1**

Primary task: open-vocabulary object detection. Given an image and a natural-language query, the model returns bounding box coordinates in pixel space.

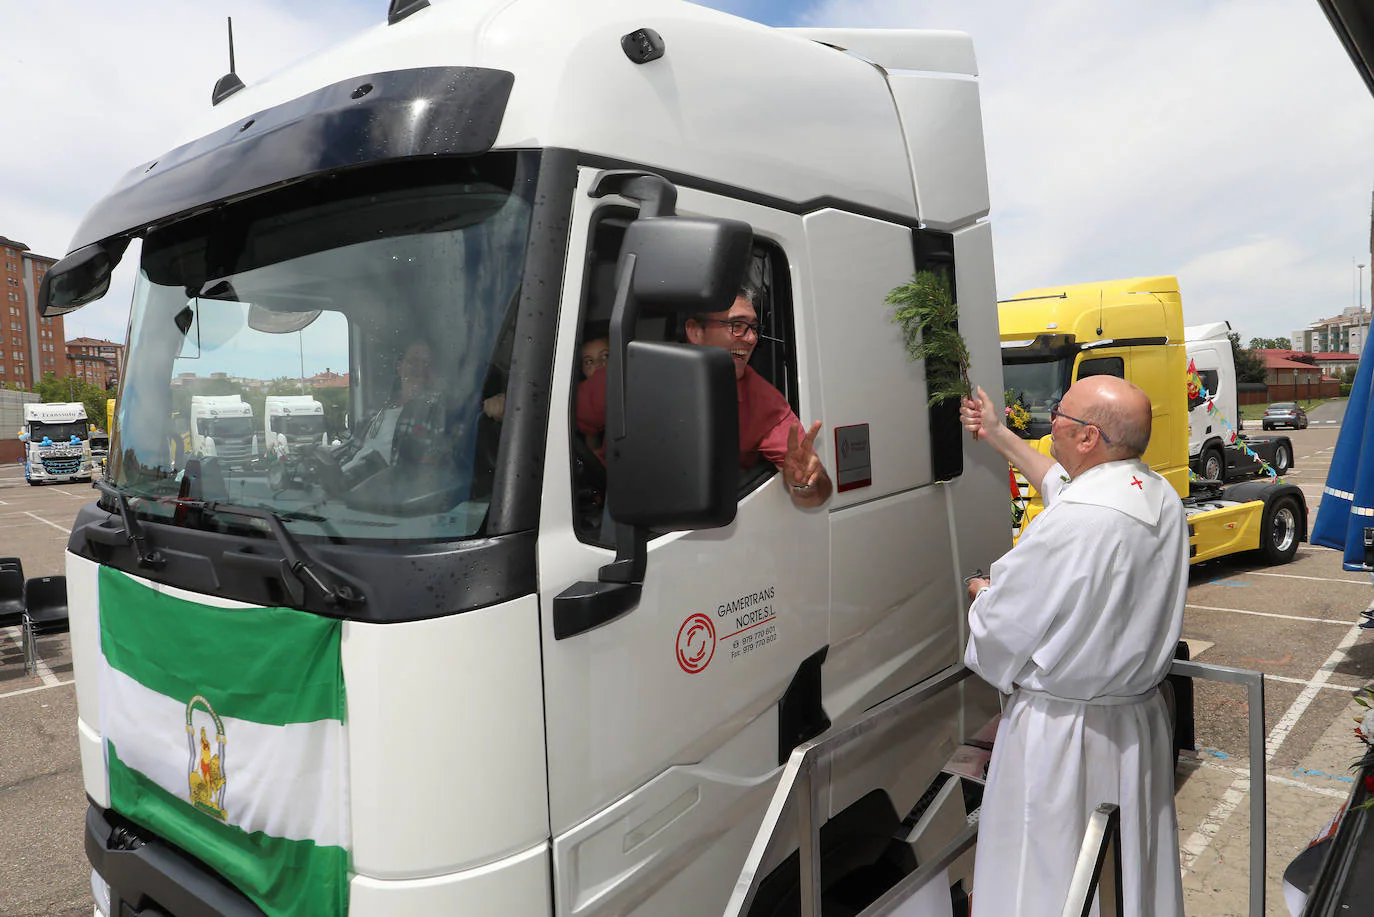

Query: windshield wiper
[205,501,364,609]
[93,480,166,569]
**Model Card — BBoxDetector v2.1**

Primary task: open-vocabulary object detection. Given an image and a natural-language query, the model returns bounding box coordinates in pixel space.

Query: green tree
[1248,336,1292,350]
[1228,332,1267,384]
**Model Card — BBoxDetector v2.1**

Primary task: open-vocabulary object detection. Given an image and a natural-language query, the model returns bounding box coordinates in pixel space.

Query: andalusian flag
[97,567,349,914]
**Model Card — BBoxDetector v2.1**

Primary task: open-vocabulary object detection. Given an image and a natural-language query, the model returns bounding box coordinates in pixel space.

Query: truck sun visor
[63,66,514,265]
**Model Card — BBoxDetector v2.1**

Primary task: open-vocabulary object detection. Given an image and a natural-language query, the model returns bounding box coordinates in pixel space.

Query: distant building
[1259,348,1359,377]
[306,369,349,389]
[0,235,67,387]
[1292,305,1371,356]
[66,336,125,388]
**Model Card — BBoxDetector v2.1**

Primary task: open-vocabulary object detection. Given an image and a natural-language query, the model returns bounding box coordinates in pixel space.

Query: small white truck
[1185,322,1294,482]
[263,395,328,456]
[21,402,93,485]
[188,395,257,470]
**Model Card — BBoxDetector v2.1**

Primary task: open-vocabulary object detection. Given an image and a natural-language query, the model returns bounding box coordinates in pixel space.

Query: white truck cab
[43,2,1010,914]
[188,394,256,469]
[263,395,328,456]
[21,401,93,485]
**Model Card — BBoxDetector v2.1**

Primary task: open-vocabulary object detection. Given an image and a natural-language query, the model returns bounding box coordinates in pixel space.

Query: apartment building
[0,235,66,387]
[1292,304,1370,355]
[66,336,125,389]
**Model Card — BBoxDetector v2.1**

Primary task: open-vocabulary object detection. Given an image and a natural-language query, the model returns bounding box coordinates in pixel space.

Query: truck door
[536,173,829,917]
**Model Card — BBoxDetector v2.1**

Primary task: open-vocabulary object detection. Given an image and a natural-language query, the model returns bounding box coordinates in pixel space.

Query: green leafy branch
[886,270,971,408]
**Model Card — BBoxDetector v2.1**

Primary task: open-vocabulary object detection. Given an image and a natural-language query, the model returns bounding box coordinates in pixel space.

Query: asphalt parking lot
[0,403,1370,916]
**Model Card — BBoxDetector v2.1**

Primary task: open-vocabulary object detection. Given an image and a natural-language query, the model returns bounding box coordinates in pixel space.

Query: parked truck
[188,394,256,470]
[20,401,94,485]
[1001,276,1307,565]
[39,2,1010,915]
[263,394,328,456]
[1184,320,1294,482]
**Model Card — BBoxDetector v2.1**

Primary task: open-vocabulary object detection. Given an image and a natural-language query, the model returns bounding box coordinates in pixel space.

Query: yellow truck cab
[999,276,1307,565]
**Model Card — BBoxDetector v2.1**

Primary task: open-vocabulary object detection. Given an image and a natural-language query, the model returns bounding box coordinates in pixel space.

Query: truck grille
[285,434,320,452]
[41,456,82,476]
[216,440,254,463]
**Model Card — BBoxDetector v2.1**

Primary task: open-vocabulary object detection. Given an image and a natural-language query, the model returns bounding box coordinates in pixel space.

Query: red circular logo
[676,614,716,674]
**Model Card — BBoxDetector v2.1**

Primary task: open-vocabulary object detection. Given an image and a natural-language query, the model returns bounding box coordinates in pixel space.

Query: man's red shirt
[575,364,800,468]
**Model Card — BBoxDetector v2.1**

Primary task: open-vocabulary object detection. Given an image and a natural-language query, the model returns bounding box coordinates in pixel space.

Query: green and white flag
[98,567,349,915]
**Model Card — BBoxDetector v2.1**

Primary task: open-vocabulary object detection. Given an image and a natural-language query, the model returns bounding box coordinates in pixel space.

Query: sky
[3,0,1372,349]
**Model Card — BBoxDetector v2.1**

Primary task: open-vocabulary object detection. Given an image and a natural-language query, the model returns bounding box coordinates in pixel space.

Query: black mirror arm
[605,252,638,442]
[598,523,648,584]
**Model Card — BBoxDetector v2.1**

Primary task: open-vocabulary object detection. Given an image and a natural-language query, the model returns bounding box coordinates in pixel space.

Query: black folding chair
[0,556,22,576]
[0,569,23,629]
[22,576,68,676]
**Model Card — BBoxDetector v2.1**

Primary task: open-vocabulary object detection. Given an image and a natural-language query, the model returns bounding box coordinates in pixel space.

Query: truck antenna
[1096,290,1104,336]
[211,17,246,106]
[388,0,430,25]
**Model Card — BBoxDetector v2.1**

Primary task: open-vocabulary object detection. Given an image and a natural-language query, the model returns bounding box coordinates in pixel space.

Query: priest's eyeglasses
[1049,401,1113,444]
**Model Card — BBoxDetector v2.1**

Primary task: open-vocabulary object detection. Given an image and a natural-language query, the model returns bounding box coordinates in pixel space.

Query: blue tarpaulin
[1312,343,1374,569]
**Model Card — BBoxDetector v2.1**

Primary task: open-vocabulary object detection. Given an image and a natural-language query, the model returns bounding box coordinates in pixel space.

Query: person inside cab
[576,282,832,508]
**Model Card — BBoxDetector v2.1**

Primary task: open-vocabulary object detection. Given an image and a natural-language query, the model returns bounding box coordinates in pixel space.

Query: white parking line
[1181,756,1349,799]
[1180,618,1366,872]
[22,512,71,534]
[1243,571,1370,585]
[1262,672,1363,693]
[0,627,62,688]
[0,679,74,700]
[1186,604,1362,626]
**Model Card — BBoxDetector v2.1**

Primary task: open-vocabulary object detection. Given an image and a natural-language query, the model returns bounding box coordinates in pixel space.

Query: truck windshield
[110,152,536,543]
[198,417,254,438]
[30,420,89,441]
[1001,355,1073,440]
[273,415,326,437]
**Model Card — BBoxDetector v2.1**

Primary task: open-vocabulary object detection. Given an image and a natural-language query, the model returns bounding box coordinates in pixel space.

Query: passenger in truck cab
[348,340,451,471]
[576,282,832,508]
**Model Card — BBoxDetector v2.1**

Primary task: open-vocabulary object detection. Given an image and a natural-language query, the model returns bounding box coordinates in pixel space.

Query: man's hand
[784,421,832,507]
[966,576,990,603]
[482,393,506,422]
[960,386,1001,440]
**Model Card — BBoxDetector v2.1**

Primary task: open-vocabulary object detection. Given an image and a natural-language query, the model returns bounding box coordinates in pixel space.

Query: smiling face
[686,294,758,380]
[580,337,609,379]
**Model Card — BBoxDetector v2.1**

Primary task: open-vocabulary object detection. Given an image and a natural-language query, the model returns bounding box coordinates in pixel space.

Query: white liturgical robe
[965,458,1188,917]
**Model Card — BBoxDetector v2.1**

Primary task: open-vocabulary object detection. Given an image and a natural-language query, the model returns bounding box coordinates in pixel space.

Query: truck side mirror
[39,239,130,315]
[607,341,738,528]
[554,204,752,640]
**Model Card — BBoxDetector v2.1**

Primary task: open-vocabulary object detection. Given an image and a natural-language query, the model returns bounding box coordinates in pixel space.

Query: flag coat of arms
[97,567,350,914]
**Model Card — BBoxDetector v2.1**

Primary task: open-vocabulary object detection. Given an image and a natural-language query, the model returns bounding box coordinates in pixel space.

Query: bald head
[1069,375,1152,459]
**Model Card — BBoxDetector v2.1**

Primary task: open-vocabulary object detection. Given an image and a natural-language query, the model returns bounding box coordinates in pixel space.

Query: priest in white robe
[959,376,1188,917]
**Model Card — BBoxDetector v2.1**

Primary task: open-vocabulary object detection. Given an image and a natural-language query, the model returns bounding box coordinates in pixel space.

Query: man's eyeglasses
[698,318,762,339]
[1049,400,1112,444]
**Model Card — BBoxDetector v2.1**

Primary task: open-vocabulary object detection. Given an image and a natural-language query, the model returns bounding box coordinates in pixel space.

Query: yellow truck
[999,276,1306,565]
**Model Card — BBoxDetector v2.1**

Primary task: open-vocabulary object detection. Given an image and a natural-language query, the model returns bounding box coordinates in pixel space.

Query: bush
[1343,382,1354,397]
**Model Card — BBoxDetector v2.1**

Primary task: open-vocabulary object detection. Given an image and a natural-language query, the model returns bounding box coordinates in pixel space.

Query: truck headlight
[90,869,111,917]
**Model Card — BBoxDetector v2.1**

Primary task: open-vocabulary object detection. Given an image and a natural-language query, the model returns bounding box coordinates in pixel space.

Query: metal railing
[724,658,1267,917]
[1062,804,1123,917]
[722,664,976,917]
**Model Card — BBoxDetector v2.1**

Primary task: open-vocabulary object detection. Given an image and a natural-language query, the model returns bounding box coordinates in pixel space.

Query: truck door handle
[552,581,641,639]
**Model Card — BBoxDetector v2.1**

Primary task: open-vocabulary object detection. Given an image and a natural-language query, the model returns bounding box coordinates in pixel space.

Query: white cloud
[796,0,1374,341]
[7,1,1372,347]
[0,1,375,342]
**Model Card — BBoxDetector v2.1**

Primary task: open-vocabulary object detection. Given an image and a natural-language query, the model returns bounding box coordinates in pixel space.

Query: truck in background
[1001,276,1307,566]
[20,402,93,485]
[263,395,328,456]
[1184,321,1294,482]
[188,394,256,470]
[40,2,1010,914]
